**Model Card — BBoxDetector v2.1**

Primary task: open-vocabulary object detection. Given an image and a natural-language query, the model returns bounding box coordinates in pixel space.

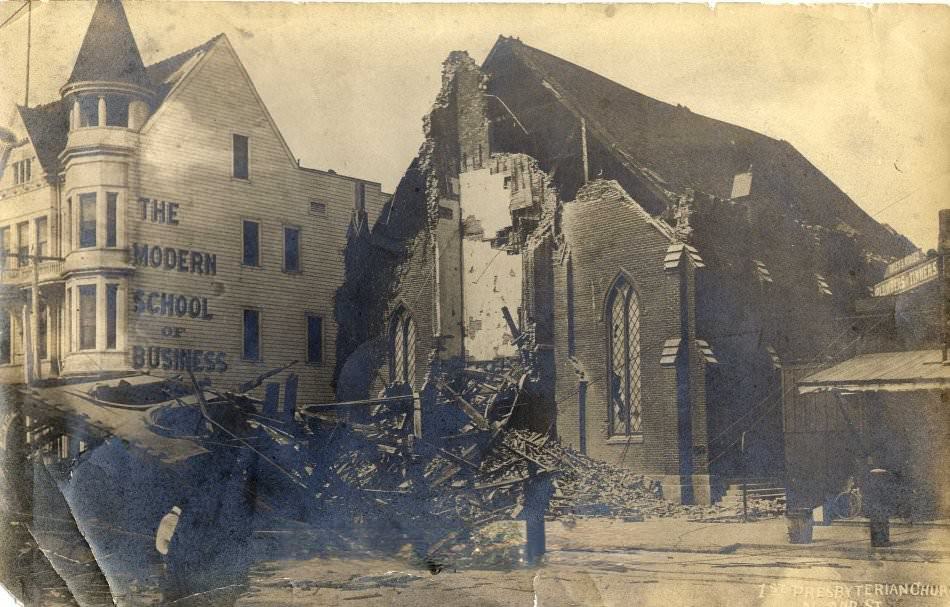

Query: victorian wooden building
[0,0,389,403]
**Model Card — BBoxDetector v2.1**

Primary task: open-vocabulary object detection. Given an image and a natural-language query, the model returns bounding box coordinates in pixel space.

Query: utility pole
[741,431,748,523]
[25,0,32,106]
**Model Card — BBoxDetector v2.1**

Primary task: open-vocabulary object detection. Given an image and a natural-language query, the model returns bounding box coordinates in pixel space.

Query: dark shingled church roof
[66,0,151,90]
[482,37,913,261]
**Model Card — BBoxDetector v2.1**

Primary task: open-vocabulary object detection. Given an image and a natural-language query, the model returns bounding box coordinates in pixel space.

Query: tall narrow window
[243,309,261,361]
[16,222,29,266]
[106,193,117,247]
[35,217,48,259]
[306,314,322,364]
[13,159,31,184]
[389,306,416,386]
[106,284,118,350]
[79,193,97,248]
[242,220,260,266]
[0,312,10,364]
[232,134,249,179]
[0,227,9,269]
[37,305,47,360]
[607,276,642,436]
[283,226,300,272]
[78,285,97,351]
[65,289,72,353]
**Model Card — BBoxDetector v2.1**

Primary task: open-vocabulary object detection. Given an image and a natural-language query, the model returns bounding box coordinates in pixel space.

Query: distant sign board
[873,257,939,297]
[883,249,926,278]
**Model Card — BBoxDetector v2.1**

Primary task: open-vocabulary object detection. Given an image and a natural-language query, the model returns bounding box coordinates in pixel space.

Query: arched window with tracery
[389,306,416,386]
[607,275,642,435]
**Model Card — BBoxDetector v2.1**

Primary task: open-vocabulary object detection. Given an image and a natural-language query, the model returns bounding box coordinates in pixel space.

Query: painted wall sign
[132,243,217,275]
[138,198,181,225]
[131,345,228,373]
[872,258,939,297]
[132,290,214,320]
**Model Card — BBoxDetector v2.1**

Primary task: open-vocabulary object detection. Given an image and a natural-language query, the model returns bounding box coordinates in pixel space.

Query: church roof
[482,37,913,263]
[66,0,151,91]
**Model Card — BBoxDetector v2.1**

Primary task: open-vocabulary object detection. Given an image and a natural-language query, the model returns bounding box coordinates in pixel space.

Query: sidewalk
[546,517,950,562]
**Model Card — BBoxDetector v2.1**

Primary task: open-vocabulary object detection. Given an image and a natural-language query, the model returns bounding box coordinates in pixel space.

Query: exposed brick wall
[554,180,691,477]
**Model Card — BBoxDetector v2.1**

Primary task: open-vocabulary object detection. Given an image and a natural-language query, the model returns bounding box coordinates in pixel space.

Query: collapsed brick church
[335,37,914,504]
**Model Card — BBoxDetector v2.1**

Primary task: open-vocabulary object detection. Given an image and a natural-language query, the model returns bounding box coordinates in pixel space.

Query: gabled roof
[66,0,151,91]
[12,36,219,177]
[16,101,68,176]
[145,35,223,105]
[483,37,912,262]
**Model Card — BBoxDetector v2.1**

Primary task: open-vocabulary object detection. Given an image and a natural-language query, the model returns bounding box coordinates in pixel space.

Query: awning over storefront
[798,349,950,394]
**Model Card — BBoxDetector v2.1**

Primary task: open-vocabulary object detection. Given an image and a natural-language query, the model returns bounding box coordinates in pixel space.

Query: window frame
[606,275,643,438]
[242,308,262,362]
[0,311,11,365]
[282,224,302,273]
[241,219,261,268]
[34,216,48,260]
[16,221,29,267]
[0,227,9,269]
[78,192,97,249]
[78,284,97,351]
[105,192,118,248]
[305,313,323,366]
[388,306,417,387]
[232,133,250,180]
[105,283,118,350]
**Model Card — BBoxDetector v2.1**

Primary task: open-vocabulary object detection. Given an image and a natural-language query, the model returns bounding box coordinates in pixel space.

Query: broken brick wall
[334,159,437,398]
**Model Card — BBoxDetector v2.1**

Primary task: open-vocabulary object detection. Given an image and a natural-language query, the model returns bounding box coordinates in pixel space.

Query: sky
[1,1,947,250]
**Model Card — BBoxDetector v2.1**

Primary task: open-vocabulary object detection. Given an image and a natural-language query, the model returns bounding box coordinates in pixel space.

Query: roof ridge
[146,33,223,72]
[501,37,784,147]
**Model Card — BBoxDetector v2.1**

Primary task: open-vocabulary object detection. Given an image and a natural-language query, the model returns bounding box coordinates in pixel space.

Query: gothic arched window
[389,306,416,386]
[607,276,642,435]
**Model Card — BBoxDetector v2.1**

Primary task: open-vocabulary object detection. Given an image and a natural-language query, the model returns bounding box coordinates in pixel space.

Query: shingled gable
[482,37,912,263]
[16,101,68,176]
[65,0,151,91]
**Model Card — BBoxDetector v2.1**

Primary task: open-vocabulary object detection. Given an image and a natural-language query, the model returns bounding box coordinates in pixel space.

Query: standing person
[864,466,896,547]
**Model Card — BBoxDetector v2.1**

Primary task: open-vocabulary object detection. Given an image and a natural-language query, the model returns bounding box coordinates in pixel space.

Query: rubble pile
[549,449,668,520]
[301,357,564,554]
[548,448,785,521]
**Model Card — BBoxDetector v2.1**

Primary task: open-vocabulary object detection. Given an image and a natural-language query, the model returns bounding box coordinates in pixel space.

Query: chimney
[940,209,950,362]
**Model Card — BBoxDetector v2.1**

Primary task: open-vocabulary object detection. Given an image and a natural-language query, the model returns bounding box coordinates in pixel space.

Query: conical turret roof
[66,0,151,91]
